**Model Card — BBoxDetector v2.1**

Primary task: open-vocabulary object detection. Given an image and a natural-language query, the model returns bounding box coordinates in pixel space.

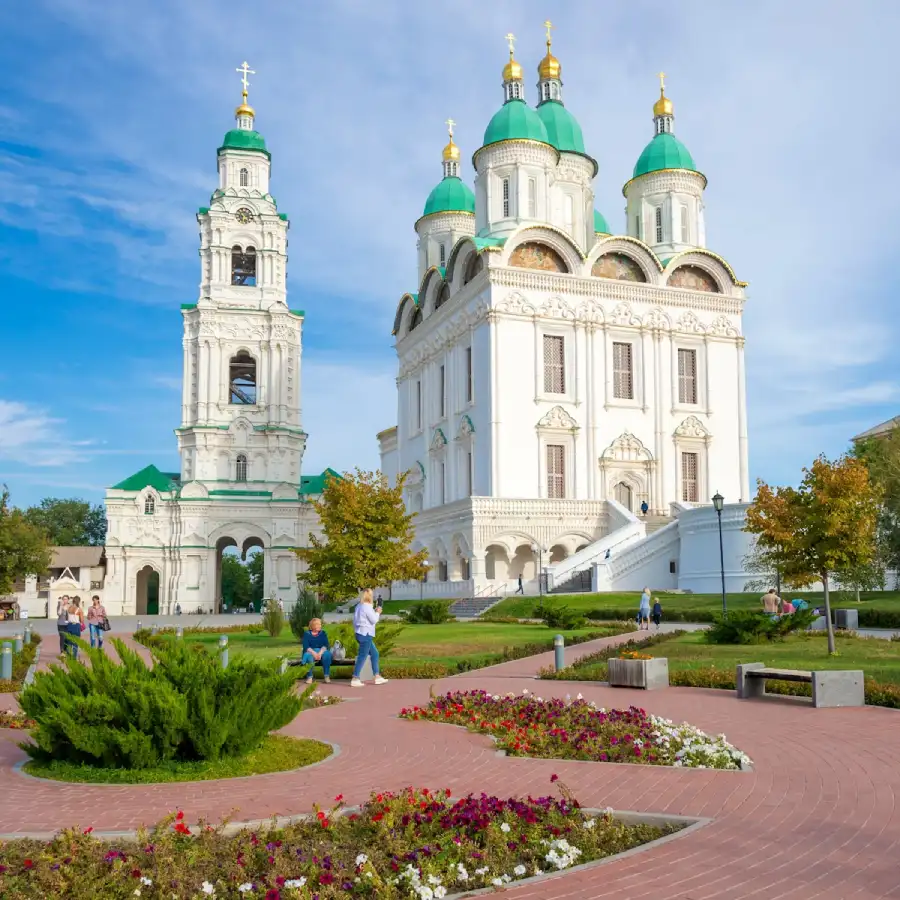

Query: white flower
[456,864,469,882]
[583,817,596,829]
[434,888,447,899]
[416,888,434,900]
[522,688,529,694]
[201,883,216,896]
[427,874,441,885]
[238,886,254,894]
[513,865,527,876]
[475,866,489,876]
[492,878,504,887]
[576,692,583,700]
[534,868,544,876]
[140,878,153,887]
[500,822,511,833]
[133,891,141,898]
[355,853,368,866]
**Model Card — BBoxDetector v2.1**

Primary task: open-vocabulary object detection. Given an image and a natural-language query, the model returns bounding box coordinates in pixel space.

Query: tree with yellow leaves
[297,469,429,602]
[745,455,880,654]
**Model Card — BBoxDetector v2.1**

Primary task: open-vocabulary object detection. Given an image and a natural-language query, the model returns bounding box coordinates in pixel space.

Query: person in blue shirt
[301,617,332,684]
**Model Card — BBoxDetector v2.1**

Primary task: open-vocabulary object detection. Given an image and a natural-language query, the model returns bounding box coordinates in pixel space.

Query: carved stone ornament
[609,302,642,327]
[677,310,707,334]
[536,405,579,431]
[675,415,711,439]
[602,431,653,462]
[537,296,577,320]
[643,308,671,331]
[429,428,448,452]
[496,291,537,317]
[708,315,739,337]
[458,415,475,439]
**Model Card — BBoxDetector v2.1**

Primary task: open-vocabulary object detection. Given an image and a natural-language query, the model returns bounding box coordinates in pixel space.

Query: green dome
[536,101,585,154]
[422,176,476,217]
[594,209,610,234]
[633,132,696,179]
[219,129,270,158]
[483,99,550,148]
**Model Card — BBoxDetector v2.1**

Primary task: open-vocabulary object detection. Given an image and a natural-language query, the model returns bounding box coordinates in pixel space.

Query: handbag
[101,616,112,632]
[81,622,86,632]
[331,640,346,661]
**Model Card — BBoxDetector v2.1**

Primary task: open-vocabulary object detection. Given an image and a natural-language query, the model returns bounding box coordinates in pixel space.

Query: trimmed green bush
[401,600,453,624]
[19,638,305,770]
[289,586,324,640]
[705,609,817,645]
[536,600,586,630]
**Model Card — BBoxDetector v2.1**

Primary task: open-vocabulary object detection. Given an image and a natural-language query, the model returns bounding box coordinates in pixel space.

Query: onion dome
[594,209,610,234]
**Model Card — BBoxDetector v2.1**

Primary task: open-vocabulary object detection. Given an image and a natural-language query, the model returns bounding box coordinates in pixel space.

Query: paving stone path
[1,632,898,898]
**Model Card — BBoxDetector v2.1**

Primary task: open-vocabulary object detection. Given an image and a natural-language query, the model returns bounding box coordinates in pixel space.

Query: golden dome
[442,138,460,162]
[235,90,255,119]
[503,56,524,82]
[653,72,673,117]
[538,51,560,80]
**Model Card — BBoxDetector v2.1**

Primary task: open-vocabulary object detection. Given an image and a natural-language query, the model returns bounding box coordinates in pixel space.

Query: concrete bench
[281,655,374,680]
[736,663,864,708]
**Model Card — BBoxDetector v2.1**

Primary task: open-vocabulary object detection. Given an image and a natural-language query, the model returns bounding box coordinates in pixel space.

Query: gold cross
[544,19,553,45]
[236,61,256,95]
[505,32,516,56]
[445,118,456,138]
[658,71,666,92]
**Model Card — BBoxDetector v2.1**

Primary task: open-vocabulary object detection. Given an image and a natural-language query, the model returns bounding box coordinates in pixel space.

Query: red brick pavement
[1,633,899,898]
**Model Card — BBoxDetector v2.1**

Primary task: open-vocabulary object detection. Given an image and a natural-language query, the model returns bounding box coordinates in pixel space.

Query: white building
[9,548,108,620]
[379,35,753,598]
[103,73,332,615]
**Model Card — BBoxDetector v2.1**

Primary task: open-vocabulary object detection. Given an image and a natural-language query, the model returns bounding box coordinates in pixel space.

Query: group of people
[637,587,663,630]
[761,588,809,618]
[55,595,108,658]
[299,588,388,688]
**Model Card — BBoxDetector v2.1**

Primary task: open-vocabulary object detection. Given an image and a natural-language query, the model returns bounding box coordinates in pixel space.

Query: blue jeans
[66,623,82,659]
[301,649,332,678]
[89,623,104,648]
[353,633,379,678]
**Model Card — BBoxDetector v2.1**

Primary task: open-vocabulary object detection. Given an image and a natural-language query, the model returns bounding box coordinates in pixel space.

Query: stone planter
[608,657,669,690]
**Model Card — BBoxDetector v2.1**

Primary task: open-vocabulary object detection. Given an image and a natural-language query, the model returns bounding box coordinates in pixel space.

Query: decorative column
[737,338,749,500]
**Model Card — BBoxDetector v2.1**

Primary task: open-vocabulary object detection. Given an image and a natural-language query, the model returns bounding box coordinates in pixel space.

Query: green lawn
[563,630,900,686]
[155,622,620,671]
[488,590,900,623]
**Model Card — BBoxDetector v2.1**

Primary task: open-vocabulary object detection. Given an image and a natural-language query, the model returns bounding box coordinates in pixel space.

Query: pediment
[180,481,209,500]
[272,483,299,501]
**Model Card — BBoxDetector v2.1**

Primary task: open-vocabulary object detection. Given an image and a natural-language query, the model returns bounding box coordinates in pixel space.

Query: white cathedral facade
[379,33,753,598]
[102,75,329,615]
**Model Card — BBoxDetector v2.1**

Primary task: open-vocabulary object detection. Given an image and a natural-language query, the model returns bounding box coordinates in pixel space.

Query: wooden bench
[280,655,374,680]
[736,663,864,708]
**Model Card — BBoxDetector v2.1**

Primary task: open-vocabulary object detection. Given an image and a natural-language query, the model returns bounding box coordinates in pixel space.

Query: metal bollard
[136,619,142,633]
[554,634,565,672]
[13,634,23,654]
[175,626,184,639]
[218,635,229,669]
[280,657,288,675]
[150,624,159,636]
[0,643,11,681]
[23,626,31,645]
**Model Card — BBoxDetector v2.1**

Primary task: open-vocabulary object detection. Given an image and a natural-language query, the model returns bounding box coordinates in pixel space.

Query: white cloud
[0,400,92,467]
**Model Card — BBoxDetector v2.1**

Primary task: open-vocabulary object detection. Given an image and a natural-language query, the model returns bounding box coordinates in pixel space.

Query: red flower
[23,860,33,870]
[265,890,281,900]
[372,813,384,822]
[175,811,185,821]
[316,811,326,820]
[83,827,93,834]
[131,869,141,878]
[318,872,335,885]
[550,774,559,783]
[173,822,191,835]
[334,793,344,803]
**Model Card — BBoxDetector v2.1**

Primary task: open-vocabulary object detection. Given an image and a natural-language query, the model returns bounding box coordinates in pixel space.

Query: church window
[680,205,689,243]
[502,177,510,218]
[439,242,446,267]
[678,348,698,404]
[634,214,642,240]
[229,351,258,404]
[547,444,565,499]
[416,380,422,431]
[440,462,446,505]
[236,454,248,482]
[466,450,473,495]
[144,495,155,515]
[655,207,663,243]
[231,245,257,286]
[543,335,565,394]
[550,82,559,100]
[439,364,446,418]
[239,167,249,187]
[465,346,473,402]
[527,178,536,217]
[681,451,699,503]
[612,342,634,400]
[564,195,575,235]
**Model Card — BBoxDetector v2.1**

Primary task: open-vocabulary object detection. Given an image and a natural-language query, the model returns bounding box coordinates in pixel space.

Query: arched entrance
[216,536,266,613]
[614,481,634,512]
[136,565,160,615]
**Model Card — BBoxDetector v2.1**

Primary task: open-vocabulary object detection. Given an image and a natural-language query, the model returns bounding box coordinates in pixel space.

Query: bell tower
[177,63,306,487]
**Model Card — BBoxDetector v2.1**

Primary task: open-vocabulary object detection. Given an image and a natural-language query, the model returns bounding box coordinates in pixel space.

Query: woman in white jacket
[350,589,389,688]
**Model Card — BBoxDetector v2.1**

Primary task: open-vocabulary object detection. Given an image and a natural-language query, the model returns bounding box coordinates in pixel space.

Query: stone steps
[449,597,503,619]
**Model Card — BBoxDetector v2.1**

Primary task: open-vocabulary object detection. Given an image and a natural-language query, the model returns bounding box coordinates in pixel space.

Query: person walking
[640,500,649,516]
[56,594,70,656]
[87,595,107,649]
[350,589,388,688]
[638,588,651,631]
[651,597,663,629]
[301,617,332,684]
[515,575,524,595]
[65,597,84,659]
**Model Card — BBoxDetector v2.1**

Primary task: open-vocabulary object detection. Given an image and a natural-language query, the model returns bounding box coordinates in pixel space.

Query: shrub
[705,609,817,645]
[260,599,285,637]
[536,600,586,630]
[401,599,452,624]
[289,585,324,640]
[19,638,305,770]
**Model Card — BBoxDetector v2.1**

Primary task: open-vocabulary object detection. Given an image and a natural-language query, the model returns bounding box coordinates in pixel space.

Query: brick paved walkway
[1,633,899,898]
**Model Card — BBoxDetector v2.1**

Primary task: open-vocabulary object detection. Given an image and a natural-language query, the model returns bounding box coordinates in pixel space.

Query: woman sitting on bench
[301,617,332,684]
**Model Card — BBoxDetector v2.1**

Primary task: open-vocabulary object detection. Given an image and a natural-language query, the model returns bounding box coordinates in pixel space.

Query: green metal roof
[300,468,341,496]
[594,209,610,234]
[483,99,550,148]
[422,176,476,217]
[111,465,180,493]
[218,129,271,159]
[536,100,585,154]
[472,235,506,251]
[633,132,697,179]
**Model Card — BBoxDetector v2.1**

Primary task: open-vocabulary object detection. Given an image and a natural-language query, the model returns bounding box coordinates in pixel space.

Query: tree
[745,455,880,654]
[247,550,265,604]
[23,497,107,546]
[0,487,52,596]
[853,428,900,581]
[220,554,253,608]
[297,469,428,601]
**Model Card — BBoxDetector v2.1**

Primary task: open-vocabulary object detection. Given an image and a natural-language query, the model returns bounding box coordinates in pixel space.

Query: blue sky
[1,0,898,509]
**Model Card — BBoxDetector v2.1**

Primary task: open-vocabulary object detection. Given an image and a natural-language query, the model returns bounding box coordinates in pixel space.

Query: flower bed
[303,691,343,709]
[400,690,750,770]
[0,786,679,898]
[0,710,35,729]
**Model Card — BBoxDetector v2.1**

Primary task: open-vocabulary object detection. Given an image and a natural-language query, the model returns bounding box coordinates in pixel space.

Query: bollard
[23,626,31,645]
[175,626,184,639]
[0,643,11,681]
[136,619,142,633]
[218,635,229,669]
[151,624,158,636]
[14,634,23,654]
[554,634,565,672]
[280,657,288,675]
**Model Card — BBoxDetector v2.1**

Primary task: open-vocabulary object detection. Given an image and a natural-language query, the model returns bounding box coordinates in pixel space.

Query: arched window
[239,167,249,187]
[655,207,663,243]
[501,177,510,217]
[231,245,257,286]
[229,351,257,404]
[144,495,155,515]
[236,454,248,482]
[439,243,446,267]
[409,306,423,331]
[463,252,484,284]
[435,282,450,310]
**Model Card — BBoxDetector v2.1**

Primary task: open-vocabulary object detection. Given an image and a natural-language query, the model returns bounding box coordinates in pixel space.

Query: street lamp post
[419,559,429,603]
[712,492,727,618]
[531,543,544,598]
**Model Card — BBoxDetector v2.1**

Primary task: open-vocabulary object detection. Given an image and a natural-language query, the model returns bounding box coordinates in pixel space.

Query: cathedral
[378,28,753,598]
[102,67,332,615]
